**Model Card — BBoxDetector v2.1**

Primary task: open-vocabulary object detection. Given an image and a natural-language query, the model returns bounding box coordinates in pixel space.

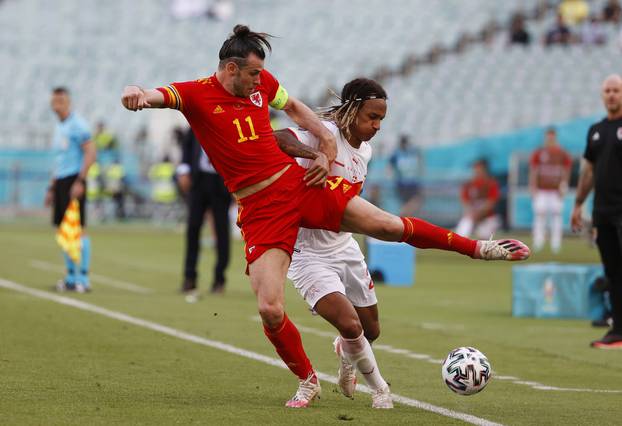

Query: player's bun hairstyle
[219,24,273,66]
[319,78,387,141]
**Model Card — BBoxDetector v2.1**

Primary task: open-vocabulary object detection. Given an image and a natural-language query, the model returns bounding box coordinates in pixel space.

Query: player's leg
[76,186,91,293]
[591,221,622,347]
[532,191,547,252]
[550,192,564,254]
[249,248,319,407]
[340,196,530,261]
[209,176,231,293]
[182,182,209,292]
[455,215,474,237]
[53,177,77,291]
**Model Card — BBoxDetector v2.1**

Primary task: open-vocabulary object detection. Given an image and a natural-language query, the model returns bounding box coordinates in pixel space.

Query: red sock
[263,314,314,380]
[400,217,477,257]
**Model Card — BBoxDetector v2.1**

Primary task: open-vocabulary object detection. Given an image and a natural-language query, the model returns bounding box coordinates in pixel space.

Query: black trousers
[53,174,86,227]
[595,216,622,333]
[183,172,231,285]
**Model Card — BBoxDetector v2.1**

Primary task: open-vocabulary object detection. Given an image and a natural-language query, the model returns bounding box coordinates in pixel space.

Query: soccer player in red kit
[455,159,501,238]
[122,25,530,408]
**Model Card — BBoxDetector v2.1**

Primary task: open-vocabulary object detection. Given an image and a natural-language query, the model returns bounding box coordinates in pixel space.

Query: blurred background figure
[104,157,127,220]
[558,0,589,26]
[529,128,572,254]
[602,0,622,23]
[544,13,574,46]
[508,12,531,46]
[389,135,423,216]
[580,15,607,46]
[455,159,500,239]
[148,155,177,223]
[177,128,231,300]
[207,0,234,21]
[47,87,96,293]
[93,121,119,165]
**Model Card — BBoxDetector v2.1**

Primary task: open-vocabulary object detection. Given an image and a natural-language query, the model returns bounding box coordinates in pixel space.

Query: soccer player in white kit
[275,78,393,408]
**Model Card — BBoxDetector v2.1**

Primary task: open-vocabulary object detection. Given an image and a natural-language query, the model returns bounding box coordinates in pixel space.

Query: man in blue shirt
[45,87,96,293]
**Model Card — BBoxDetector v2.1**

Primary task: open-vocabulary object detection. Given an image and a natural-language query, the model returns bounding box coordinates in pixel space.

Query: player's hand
[571,204,583,232]
[304,152,329,187]
[318,133,337,163]
[122,86,151,111]
[44,187,54,207]
[178,174,191,194]
[70,180,85,200]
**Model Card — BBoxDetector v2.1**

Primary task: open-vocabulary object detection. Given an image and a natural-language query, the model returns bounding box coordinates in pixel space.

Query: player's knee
[338,316,363,339]
[364,323,380,342]
[258,303,284,328]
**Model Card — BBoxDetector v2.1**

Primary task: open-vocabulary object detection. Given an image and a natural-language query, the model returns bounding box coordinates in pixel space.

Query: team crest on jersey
[617,128,622,140]
[249,92,263,107]
[592,132,600,141]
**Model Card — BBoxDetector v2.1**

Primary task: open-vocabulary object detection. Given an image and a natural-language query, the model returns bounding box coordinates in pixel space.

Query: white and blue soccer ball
[441,347,492,395]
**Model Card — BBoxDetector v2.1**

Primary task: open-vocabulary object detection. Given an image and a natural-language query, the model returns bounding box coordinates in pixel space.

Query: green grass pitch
[1,221,621,425]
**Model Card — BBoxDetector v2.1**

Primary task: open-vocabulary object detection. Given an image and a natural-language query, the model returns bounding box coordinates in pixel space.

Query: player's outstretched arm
[121,86,165,111]
[281,96,337,162]
[273,129,329,186]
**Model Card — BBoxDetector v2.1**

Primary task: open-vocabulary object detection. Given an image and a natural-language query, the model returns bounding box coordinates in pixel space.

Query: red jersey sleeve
[529,150,540,167]
[488,179,500,202]
[260,69,280,102]
[156,81,197,112]
[461,182,470,202]
[563,150,573,168]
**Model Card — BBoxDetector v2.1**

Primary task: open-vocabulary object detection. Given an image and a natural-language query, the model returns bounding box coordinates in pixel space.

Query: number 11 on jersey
[233,116,259,143]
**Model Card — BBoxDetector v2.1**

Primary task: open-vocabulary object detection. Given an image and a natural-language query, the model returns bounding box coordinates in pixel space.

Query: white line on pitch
[30,259,153,294]
[256,316,622,395]
[0,278,502,426]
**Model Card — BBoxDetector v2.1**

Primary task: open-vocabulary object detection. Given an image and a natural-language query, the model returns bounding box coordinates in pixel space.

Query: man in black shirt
[178,129,232,300]
[572,74,622,348]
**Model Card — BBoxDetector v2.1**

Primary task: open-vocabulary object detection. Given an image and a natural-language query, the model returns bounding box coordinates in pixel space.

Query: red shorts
[236,164,357,272]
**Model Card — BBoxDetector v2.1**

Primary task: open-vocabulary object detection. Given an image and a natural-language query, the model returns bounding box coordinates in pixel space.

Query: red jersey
[530,146,572,190]
[461,177,500,218]
[157,70,295,192]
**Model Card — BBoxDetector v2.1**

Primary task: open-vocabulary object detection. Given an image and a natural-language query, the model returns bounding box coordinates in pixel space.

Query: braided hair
[318,78,387,142]
[218,25,273,68]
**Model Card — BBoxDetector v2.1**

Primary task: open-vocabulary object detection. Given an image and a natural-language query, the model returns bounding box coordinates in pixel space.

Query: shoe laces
[290,374,318,402]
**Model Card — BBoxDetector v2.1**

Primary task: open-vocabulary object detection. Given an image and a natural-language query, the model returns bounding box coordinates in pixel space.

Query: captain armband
[269,85,289,110]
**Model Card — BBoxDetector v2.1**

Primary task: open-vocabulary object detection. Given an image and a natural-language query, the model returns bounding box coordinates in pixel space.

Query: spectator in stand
[581,15,607,45]
[509,13,531,45]
[93,121,119,165]
[529,128,573,254]
[559,0,590,26]
[603,0,622,23]
[455,159,500,239]
[207,0,234,21]
[389,135,423,216]
[545,13,574,46]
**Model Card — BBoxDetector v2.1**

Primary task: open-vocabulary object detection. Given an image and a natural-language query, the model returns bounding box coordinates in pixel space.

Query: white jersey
[289,121,372,256]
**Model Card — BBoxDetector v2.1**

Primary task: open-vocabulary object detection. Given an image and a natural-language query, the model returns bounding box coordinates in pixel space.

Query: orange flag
[56,199,82,263]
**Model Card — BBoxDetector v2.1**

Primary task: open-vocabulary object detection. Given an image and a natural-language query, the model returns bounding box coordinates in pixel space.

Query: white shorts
[287,239,377,309]
[533,190,563,215]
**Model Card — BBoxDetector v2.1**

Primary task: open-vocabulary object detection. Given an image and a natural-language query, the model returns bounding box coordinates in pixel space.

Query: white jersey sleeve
[288,121,340,169]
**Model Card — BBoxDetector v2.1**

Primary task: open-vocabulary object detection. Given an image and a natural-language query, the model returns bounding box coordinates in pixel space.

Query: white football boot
[333,337,357,398]
[285,373,321,408]
[476,238,530,261]
[371,386,394,409]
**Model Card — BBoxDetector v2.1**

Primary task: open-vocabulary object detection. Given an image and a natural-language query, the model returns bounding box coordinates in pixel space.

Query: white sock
[340,332,387,391]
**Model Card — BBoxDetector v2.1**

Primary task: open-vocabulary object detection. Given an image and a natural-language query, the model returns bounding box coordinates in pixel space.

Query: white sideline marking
[30,260,153,294]
[259,317,622,395]
[0,278,502,426]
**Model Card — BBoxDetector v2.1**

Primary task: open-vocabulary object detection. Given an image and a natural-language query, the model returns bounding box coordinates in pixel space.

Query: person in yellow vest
[104,159,126,220]
[148,155,177,221]
[86,162,104,220]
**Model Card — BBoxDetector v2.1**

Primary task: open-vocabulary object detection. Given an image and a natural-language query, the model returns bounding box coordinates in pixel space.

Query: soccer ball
[441,347,492,395]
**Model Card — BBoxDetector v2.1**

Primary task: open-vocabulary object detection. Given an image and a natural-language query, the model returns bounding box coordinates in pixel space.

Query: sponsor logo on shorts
[248,245,256,254]
[368,279,374,290]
